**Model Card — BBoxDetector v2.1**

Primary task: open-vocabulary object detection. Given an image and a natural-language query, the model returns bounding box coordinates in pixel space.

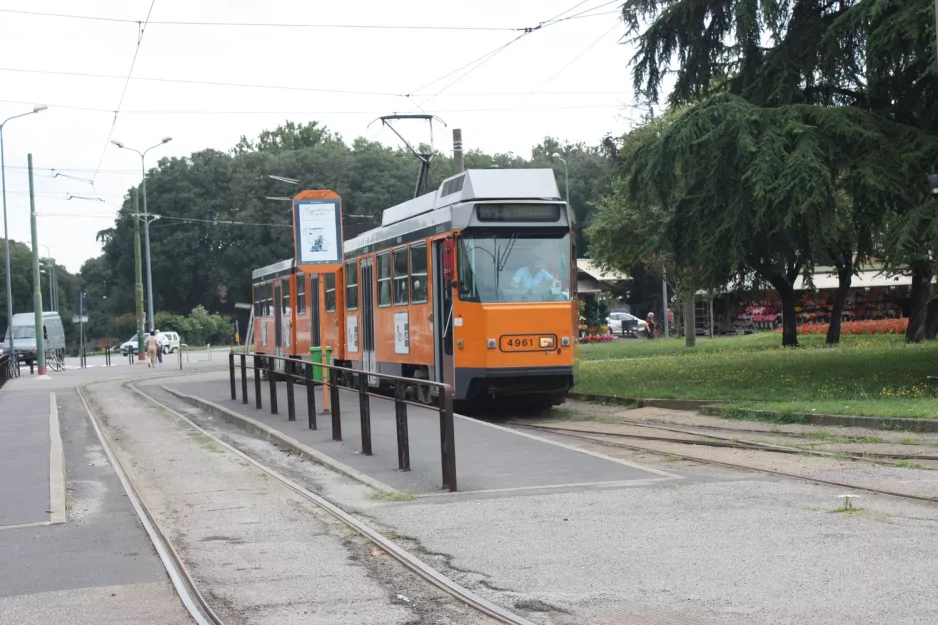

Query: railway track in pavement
[79,379,538,625]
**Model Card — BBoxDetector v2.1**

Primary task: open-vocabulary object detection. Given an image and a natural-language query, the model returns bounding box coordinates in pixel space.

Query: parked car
[1,311,66,366]
[120,334,142,356]
[121,330,182,355]
[606,312,647,337]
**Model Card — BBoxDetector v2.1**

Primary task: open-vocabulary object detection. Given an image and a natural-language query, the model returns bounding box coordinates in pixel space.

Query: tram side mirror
[443,239,456,286]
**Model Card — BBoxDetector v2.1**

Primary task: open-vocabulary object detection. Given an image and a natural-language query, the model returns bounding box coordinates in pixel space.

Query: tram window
[345,260,359,310]
[377,252,391,307]
[410,243,428,303]
[393,247,409,305]
[325,274,336,312]
[296,272,307,314]
[253,284,261,317]
[266,282,274,316]
[282,277,291,314]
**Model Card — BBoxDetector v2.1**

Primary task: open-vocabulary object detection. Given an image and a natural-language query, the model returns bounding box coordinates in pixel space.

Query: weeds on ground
[370,490,418,502]
[893,460,927,469]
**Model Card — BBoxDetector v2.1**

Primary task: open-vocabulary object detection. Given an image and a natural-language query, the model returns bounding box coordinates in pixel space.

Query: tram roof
[380,168,561,228]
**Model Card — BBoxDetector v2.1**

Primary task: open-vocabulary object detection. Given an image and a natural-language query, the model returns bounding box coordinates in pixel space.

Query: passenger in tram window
[511,257,553,290]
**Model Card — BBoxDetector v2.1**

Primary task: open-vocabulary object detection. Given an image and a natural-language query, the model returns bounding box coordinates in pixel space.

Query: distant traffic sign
[72,315,89,323]
[234,302,252,310]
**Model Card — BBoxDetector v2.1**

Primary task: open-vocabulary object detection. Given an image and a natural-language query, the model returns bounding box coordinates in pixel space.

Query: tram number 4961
[501,335,542,351]
[506,337,533,348]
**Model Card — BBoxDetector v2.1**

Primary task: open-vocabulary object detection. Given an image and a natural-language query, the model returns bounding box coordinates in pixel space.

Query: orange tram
[251,168,579,408]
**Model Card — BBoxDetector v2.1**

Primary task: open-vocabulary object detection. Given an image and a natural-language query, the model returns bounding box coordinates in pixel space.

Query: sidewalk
[157,373,679,495]
[0,375,193,623]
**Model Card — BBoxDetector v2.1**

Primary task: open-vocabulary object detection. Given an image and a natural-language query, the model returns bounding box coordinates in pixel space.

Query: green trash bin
[310,346,333,382]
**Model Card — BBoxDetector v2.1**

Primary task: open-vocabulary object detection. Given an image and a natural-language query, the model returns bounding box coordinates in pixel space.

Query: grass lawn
[576,334,938,419]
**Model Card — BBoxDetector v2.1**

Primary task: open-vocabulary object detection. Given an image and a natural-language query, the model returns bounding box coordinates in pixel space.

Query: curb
[700,405,938,433]
[161,386,399,494]
[568,392,721,411]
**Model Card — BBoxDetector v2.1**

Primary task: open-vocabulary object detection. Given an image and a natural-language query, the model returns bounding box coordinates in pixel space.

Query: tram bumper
[455,366,574,402]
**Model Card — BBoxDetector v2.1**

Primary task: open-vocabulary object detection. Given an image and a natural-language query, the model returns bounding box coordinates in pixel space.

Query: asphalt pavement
[161,373,678,494]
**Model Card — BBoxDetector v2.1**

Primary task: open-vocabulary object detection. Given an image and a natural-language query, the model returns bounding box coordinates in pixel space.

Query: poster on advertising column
[293,190,343,272]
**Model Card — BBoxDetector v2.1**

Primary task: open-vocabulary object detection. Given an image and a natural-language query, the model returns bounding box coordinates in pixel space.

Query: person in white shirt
[511,259,553,289]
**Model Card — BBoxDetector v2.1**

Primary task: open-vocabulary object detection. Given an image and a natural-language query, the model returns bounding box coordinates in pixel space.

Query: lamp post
[1,104,46,361]
[551,153,569,202]
[111,137,172,331]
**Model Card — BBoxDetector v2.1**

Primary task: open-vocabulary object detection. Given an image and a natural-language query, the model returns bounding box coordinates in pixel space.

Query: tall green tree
[620,0,938,344]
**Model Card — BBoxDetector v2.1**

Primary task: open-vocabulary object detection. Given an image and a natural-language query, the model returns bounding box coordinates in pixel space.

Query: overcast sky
[0,0,646,273]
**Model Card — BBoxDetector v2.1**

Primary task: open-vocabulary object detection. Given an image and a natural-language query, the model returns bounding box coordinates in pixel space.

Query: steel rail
[77,387,226,625]
[127,382,537,625]
[511,423,938,506]
[533,423,938,467]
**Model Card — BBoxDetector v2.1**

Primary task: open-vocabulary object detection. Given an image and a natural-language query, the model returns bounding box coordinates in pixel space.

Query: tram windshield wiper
[494,233,518,302]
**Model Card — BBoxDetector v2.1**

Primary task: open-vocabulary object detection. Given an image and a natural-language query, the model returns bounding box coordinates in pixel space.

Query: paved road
[162,374,677,494]
[0,355,230,624]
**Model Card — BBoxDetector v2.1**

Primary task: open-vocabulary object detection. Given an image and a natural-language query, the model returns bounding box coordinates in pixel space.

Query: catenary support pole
[27,155,45,375]
[133,189,146,361]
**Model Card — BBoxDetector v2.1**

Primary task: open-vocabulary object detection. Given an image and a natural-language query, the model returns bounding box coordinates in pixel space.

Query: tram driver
[511,257,553,290]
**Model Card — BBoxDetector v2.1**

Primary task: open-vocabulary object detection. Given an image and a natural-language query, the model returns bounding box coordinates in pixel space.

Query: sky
[0,0,648,273]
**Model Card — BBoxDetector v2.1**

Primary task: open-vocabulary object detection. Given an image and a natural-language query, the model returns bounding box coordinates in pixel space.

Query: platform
[158,374,679,494]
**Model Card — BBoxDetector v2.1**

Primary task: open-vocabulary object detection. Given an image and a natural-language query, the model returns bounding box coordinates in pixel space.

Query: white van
[2,311,66,366]
[157,331,180,353]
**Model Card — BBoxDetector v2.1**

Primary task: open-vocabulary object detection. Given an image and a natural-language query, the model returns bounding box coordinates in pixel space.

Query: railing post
[438,384,457,492]
[306,363,317,430]
[268,359,279,415]
[329,367,342,441]
[253,355,262,410]
[358,371,372,456]
[394,380,410,471]
[285,359,296,422]
[240,353,248,405]
[229,352,237,400]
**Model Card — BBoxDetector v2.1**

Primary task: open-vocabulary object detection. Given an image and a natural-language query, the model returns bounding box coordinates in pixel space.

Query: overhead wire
[90,0,157,184]
[0,9,520,31]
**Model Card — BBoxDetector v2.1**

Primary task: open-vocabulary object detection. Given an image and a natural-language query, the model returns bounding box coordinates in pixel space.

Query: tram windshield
[458,232,572,303]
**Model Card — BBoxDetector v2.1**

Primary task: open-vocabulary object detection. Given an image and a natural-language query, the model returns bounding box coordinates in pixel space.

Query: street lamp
[551,153,569,202]
[111,136,172,331]
[1,104,46,358]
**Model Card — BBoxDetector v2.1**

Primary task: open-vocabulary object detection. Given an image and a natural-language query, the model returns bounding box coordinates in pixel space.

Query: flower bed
[581,333,615,343]
[775,318,908,336]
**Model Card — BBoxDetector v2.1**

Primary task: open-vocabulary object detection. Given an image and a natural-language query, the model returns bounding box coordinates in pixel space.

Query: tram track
[79,378,537,625]
[510,422,938,506]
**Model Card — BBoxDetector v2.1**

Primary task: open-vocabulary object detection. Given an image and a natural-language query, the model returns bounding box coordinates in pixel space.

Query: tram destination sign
[293,189,344,273]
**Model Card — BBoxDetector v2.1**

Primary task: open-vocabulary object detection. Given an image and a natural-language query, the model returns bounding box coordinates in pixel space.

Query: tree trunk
[776,282,799,347]
[926,298,938,340]
[906,262,932,344]
[683,294,696,347]
[826,269,852,345]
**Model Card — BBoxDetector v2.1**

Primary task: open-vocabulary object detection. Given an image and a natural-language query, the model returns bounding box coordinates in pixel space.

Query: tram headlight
[487,338,496,349]
[561,336,570,347]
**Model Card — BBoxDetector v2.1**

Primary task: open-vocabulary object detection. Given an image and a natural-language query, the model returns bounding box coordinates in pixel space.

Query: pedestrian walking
[145,330,160,368]
[646,312,657,339]
[155,329,163,367]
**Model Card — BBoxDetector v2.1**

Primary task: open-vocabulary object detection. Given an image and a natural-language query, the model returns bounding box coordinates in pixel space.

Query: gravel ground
[85,380,496,625]
[374,477,938,625]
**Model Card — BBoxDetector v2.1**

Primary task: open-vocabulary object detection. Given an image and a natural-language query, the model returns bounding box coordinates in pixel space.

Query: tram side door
[432,240,455,388]
[359,257,378,386]
[273,280,283,359]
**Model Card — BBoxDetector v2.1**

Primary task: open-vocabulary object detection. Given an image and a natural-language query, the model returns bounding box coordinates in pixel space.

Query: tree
[620,0,938,344]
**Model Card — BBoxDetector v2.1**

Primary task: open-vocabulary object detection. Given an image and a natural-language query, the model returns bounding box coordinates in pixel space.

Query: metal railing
[229,352,457,491]
[0,353,13,388]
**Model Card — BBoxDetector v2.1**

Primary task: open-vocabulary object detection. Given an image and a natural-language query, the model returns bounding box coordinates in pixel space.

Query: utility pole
[453,129,464,174]
[133,189,146,361]
[27,154,45,375]
[661,266,670,339]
